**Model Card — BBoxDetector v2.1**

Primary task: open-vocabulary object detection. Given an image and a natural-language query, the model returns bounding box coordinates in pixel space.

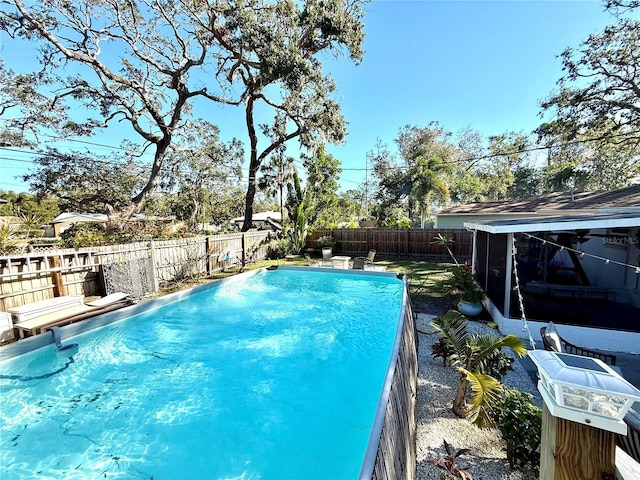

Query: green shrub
[0,220,21,255]
[484,350,515,380]
[20,228,44,238]
[61,223,107,248]
[492,387,541,474]
[315,235,336,249]
[269,239,295,259]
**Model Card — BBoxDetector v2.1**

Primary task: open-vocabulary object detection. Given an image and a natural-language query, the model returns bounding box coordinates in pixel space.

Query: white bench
[6,293,131,339]
[12,304,96,339]
[7,296,85,323]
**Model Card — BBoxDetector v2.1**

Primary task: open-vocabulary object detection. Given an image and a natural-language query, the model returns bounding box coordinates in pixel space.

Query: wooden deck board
[14,305,94,338]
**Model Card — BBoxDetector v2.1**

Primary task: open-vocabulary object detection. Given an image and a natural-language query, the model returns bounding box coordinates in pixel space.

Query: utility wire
[5,127,638,171]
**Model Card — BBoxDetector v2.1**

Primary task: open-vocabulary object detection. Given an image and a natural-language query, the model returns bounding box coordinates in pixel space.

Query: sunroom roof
[464,213,640,234]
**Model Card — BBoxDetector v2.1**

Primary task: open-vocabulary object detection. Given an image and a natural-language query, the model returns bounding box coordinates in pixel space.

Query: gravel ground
[415,313,542,480]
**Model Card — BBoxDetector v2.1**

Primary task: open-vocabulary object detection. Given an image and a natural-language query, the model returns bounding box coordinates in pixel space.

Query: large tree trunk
[107,139,169,232]
[452,373,468,418]
[242,96,259,232]
[242,164,258,232]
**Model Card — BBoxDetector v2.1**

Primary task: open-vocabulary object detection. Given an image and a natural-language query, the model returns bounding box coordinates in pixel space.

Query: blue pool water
[0,267,405,479]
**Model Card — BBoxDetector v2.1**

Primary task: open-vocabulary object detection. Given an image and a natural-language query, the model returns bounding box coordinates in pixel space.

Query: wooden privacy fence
[1,228,471,311]
[0,231,274,312]
[307,228,473,259]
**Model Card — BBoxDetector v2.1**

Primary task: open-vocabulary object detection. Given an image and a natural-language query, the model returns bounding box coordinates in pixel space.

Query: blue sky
[0,0,621,194]
[325,0,619,189]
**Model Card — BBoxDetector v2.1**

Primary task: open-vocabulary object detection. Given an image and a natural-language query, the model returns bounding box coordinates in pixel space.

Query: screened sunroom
[464,213,640,354]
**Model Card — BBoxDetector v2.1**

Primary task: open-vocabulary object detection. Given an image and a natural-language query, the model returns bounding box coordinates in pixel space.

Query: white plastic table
[330,256,351,269]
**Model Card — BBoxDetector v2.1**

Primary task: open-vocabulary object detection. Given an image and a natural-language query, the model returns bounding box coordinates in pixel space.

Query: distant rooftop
[438,184,640,216]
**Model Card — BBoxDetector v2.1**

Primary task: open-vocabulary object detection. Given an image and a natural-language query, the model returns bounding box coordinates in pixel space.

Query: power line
[0,156,41,163]
[339,130,640,171]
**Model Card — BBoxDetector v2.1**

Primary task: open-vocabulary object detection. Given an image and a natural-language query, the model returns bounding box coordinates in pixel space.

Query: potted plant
[448,262,485,316]
[432,233,485,316]
[315,235,336,253]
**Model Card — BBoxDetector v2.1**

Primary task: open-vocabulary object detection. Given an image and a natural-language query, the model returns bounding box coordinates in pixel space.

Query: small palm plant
[430,310,527,427]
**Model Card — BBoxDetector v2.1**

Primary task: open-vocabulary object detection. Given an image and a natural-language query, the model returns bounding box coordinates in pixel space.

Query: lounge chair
[304,254,319,267]
[352,257,366,270]
[321,248,333,267]
[540,322,617,366]
[366,250,376,266]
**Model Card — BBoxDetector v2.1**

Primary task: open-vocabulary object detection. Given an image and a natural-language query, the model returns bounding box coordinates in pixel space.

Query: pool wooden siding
[372,295,418,480]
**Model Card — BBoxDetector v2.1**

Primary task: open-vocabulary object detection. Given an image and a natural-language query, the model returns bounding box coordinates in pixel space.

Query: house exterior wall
[53,222,71,238]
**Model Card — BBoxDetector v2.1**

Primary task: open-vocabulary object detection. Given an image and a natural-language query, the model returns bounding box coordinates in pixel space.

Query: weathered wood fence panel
[0,232,273,312]
[307,228,472,259]
[152,238,208,283]
[371,291,417,480]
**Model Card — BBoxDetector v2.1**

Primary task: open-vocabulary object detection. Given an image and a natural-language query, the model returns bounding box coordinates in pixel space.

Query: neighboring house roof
[232,211,282,223]
[438,184,640,216]
[553,184,640,212]
[51,212,108,224]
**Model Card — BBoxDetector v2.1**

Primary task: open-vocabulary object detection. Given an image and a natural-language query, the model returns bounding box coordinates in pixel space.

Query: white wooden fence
[0,232,275,312]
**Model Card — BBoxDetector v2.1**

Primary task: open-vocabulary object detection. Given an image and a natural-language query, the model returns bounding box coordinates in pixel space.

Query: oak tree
[1,0,366,230]
[537,8,640,190]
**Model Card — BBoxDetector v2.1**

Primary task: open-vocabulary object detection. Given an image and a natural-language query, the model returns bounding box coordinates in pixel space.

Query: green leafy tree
[208,0,367,231]
[209,187,249,229]
[0,190,60,223]
[303,146,342,228]
[409,155,451,228]
[539,18,640,144]
[24,149,147,215]
[540,161,590,193]
[537,9,640,189]
[480,132,532,201]
[370,125,455,227]
[284,169,313,253]
[583,138,640,190]
[369,139,405,223]
[162,122,243,231]
[258,152,296,224]
[447,126,487,204]
[0,60,84,147]
[507,165,542,200]
[606,0,639,10]
[335,188,366,227]
[1,0,367,231]
[1,0,243,226]
[430,310,526,427]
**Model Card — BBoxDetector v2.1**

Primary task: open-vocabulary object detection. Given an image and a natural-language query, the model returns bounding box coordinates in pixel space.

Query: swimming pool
[0,267,414,479]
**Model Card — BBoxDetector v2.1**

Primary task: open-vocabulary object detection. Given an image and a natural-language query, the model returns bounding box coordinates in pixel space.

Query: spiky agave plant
[430,310,527,427]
